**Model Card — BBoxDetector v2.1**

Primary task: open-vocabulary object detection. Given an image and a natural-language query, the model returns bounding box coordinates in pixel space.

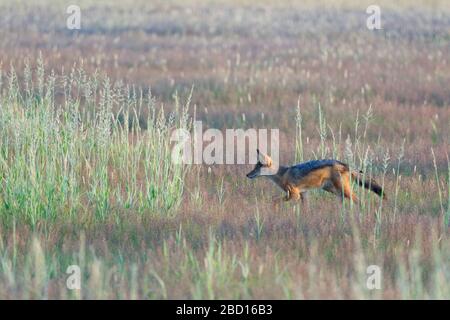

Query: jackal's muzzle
[246,162,263,179]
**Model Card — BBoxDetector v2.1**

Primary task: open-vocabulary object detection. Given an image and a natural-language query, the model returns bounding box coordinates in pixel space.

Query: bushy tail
[351,171,386,199]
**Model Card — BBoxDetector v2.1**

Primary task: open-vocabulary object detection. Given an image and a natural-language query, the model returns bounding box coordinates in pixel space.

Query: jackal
[246,149,386,204]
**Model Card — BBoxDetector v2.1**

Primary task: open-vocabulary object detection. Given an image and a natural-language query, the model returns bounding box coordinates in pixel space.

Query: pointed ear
[257,149,264,163]
[257,150,272,166]
[265,154,273,167]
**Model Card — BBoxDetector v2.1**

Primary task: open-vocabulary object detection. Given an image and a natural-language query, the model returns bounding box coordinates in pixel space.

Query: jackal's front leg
[277,190,301,202]
[288,190,301,201]
[300,192,309,211]
[272,192,288,203]
[272,190,292,203]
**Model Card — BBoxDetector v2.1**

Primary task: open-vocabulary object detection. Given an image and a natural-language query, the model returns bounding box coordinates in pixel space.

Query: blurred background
[1,0,449,169]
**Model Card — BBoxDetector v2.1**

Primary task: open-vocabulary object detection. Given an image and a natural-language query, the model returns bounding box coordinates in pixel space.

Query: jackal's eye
[257,161,265,168]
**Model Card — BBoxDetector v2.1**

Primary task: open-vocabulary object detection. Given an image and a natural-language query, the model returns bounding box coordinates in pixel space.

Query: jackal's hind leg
[343,188,359,204]
[333,174,359,204]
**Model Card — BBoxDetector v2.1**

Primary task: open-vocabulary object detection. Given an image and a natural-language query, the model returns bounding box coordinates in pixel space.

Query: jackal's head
[246,149,274,179]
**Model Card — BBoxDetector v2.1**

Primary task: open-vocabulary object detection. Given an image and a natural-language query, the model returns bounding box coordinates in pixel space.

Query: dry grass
[0,0,449,299]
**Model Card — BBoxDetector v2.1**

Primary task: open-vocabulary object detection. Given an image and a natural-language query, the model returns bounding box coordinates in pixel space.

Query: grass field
[0,0,449,299]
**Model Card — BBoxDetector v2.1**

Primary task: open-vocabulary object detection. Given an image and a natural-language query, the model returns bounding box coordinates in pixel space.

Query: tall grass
[0,61,448,299]
[0,60,190,224]
[1,221,449,299]
[295,102,391,216]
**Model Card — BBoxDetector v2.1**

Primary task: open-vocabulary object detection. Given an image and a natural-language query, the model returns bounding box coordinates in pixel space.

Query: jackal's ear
[257,149,272,167]
[257,149,263,162]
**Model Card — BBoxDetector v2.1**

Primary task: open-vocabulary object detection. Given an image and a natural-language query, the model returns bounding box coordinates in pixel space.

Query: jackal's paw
[271,195,282,203]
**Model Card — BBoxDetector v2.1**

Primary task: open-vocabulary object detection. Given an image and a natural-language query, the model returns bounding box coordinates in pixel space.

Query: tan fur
[247,150,385,205]
[276,164,358,203]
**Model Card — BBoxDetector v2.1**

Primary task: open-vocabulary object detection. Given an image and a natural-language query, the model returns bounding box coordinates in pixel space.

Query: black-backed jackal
[246,149,386,204]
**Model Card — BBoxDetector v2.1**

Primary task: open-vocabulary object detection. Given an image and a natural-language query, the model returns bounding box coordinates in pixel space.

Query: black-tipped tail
[352,171,386,199]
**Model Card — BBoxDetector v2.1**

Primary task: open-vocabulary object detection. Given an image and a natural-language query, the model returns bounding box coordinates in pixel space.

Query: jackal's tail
[351,171,386,199]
